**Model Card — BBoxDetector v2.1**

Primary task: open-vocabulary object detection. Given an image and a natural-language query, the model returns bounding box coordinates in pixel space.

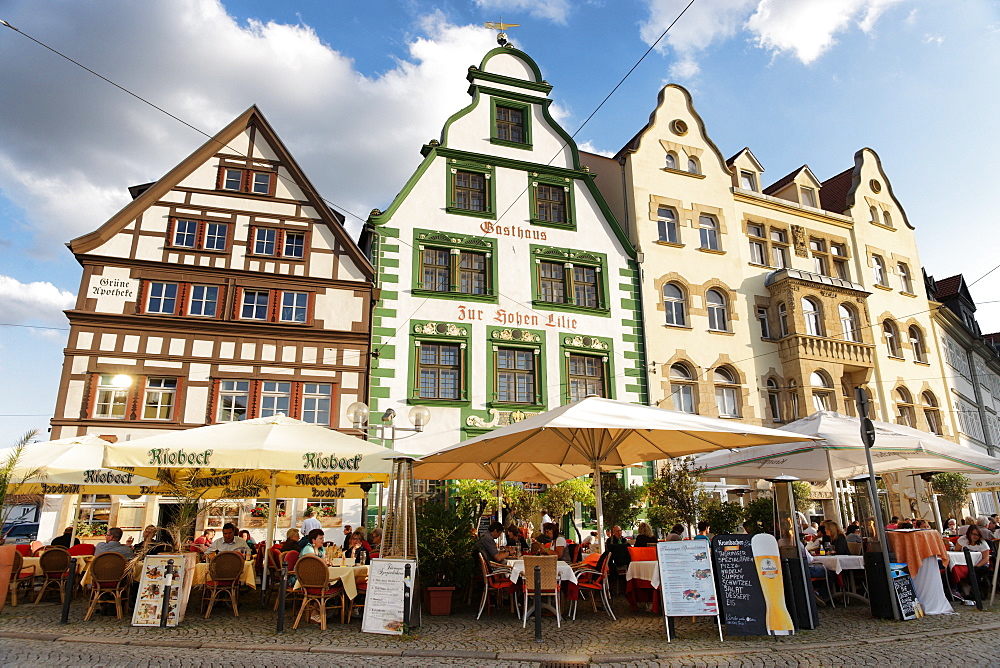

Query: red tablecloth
[624,578,660,613]
[886,530,949,576]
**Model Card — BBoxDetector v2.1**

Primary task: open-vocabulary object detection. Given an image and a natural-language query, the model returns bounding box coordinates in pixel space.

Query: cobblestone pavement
[3,589,1000,666]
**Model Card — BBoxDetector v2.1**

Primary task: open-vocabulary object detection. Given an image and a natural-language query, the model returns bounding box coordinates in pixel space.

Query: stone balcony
[777,333,874,368]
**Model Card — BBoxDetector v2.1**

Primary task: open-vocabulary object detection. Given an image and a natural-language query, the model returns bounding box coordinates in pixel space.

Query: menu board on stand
[710,534,795,637]
[131,553,197,627]
[362,558,419,635]
[656,540,723,642]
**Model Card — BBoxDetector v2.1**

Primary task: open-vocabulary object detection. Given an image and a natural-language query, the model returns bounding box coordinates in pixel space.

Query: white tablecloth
[812,555,865,574]
[508,560,577,585]
[947,551,984,569]
[911,555,953,615]
[625,560,659,589]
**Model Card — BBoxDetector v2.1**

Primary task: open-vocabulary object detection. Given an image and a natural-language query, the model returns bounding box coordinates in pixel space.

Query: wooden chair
[476,552,520,619]
[202,551,244,618]
[34,546,71,604]
[83,552,130,620]
[6,551,36,607]
[292,554,346,630]
[273,550,301,610]
[571,550,615,620]
[848,542,863,556]
[263,548,283,605]
[521,555,561,628]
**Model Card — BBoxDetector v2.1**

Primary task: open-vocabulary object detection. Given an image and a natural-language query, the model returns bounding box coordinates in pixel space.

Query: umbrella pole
[260,471,278,605]
[825,448,844,526]
[496,479,503,527]
[593,465,605,553]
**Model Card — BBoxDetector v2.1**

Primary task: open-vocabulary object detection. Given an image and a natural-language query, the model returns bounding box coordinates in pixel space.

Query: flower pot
[425,586,455,615]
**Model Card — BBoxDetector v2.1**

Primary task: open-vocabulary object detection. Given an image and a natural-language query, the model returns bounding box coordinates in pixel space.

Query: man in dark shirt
[51,526,80,549]
[342,524,353,551]
[477,521,509,565]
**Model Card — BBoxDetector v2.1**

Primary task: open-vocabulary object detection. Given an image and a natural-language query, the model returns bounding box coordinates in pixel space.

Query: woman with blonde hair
[822,520,850,555]
[634,521,656,547]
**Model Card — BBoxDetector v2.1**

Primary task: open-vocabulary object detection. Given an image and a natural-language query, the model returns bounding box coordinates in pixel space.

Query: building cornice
[734,189,855,228]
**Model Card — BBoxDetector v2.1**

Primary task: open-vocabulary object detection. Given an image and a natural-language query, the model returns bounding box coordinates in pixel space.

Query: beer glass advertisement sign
[656,540,718,616]
[711,534,795,636]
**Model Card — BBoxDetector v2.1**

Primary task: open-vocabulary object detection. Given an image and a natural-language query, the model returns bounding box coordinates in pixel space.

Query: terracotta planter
[425,586,455,615]
[0,545,14,614]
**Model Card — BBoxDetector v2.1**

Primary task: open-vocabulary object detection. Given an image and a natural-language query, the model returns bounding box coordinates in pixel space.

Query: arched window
[714,366,740,417]
[883,320,901,357]
[895,387,916,427]
[669,363,696,414]
[662,283,686,326]
[687,156,700,174]
[707,289,728,331]
[839,303,860,342]
[665,152,678,170]
[883,211,893,228]
[810,371,833,412]
[766,377,782,423]
[922,391,942,435]
[778,302,789,337]
[872,255,887,286]
[898,263,913,293]
[869,206,878,223]
[802,297,823,336]
[909,326,927,363]
[699,215,720,250]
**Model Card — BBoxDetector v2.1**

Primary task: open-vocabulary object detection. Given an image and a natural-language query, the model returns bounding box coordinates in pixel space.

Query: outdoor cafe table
[812,554,868,605]
[21,555,91,577]
[292,564,367,601]
[947,550,985,593]
[192,560,257,590]
[886,529,952,615]
[625,560,661,613]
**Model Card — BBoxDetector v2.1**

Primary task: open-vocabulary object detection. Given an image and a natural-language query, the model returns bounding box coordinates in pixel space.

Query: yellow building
[583,85,954,519]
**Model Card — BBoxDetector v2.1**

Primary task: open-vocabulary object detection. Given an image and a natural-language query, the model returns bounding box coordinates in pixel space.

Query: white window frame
[301,383,333,426]
[662,283,686,326]
[217,380,250,422]
[189,285,219,317]
[94,375,129,419]
[280,291,309,323]
[669,364,696,414]
[707,290,728,332]
[699,215,720,251]
[803,298,823,336]
[142,377,176,420]
[657,207,679,243]
[241,290,270,321]
[740,171,757,191]
[259,381,291,417]
[146,282,179,315]
[173,219,198,248]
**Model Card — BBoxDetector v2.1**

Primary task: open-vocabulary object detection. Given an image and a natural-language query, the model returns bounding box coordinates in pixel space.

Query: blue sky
[1,0,998,441]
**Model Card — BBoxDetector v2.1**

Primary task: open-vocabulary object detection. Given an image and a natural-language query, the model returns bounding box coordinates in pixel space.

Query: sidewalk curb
[3,619,999,664]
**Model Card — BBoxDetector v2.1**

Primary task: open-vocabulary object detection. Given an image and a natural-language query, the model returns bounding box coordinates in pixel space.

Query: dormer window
[800,186,817,208]
[740,171,758,191]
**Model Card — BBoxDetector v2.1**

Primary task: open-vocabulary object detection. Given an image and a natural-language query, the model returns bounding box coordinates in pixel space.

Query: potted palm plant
[415,502,477,615]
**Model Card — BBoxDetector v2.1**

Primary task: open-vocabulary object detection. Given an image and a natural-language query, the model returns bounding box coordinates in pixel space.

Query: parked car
[2,522,39,544]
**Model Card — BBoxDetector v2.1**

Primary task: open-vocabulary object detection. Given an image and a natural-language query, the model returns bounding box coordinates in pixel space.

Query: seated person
[693,521,711,540]
[238,529,256,552]
[300,528,326,558]
[133,525,158,553]
[192,529,215,553]
[953,526,992,597]
[50,526,81,549]
[607,525,628,545]
[537,523,569,561]
[368,528,382,559]
[209,523,250,555]
[580,531,598,550]
[278,528,301,553]
[823,520,851,555]
[633,522,656,547]
[95,527,134,559]
[477,521,510,566]
[845,524,863,544]
[344,531,368,562]
[666,524,685,541]
[505,525,529,552]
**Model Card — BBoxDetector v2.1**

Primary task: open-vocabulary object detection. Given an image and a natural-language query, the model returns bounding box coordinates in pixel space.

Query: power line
[0,322,69,331]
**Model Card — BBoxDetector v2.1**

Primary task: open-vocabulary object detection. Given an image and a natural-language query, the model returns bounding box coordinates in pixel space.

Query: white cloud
[0,0,497,251]
[639,0,909,78]
[924,34,945,45]
[0,276,75,327]
[473,0,572,25]
[577,141,614,158]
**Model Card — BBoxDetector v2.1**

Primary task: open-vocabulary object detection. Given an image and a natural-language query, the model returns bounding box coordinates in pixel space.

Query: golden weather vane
[484,20,519,47]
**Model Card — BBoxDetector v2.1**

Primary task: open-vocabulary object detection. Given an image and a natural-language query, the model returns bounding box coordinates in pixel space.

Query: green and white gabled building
[367,45,647,468]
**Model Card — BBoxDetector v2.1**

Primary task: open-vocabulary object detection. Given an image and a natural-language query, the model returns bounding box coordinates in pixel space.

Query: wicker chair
[477,552,519,619]
[293,554,346,630]
[263,548,283,605]
[273,550,301,611]
[34,546,71,604]
[6,551,36,607]
[202,551,244,618]
[83,552,130,620]
[521,555,562,628]
[571,550,615,620]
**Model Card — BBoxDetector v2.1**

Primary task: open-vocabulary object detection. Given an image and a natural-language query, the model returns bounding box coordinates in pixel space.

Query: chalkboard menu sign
[477,515,492,535]
[362,558,418,635]
[893,573,921,620]
[711,535,768,636]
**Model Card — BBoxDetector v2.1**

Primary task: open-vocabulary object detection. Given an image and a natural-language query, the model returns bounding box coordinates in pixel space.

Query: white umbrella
[693,411,1000,525]
[1,434,160,542]
[413,397,816,550]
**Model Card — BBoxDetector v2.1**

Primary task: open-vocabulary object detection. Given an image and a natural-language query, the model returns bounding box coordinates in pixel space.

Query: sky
[1,0,998,442]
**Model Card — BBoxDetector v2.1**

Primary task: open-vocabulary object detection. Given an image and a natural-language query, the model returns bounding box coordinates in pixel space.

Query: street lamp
[345,402,430,526]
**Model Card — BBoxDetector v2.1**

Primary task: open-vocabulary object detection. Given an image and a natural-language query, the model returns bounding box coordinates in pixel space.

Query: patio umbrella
[693,411,1000,524]
[0,434,161,542]
[102,414,394,592]
[412,459,596,531]
[413,397,816,550]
